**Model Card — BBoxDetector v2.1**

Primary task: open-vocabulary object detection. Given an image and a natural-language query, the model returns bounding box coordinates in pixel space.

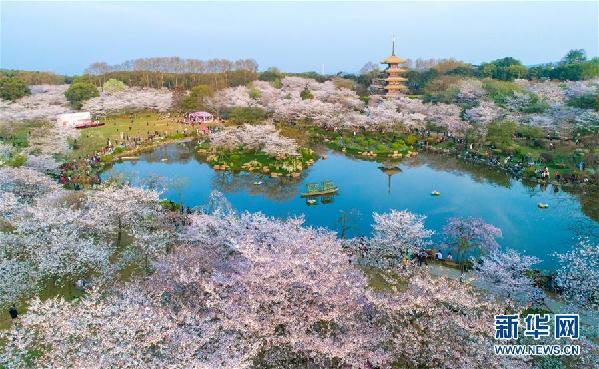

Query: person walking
[9,305,18,320]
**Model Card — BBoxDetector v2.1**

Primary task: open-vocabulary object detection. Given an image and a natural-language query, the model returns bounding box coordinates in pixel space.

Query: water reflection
[102,143,599,270]
[211,171,303,202]
[403,154,512,189]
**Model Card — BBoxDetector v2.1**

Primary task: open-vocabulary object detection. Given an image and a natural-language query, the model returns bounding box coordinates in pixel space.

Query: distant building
[57,112,92,127]
[380,39,408,97]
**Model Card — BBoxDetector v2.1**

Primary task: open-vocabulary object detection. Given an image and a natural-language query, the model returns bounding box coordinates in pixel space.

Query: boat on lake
[301,181,338,197]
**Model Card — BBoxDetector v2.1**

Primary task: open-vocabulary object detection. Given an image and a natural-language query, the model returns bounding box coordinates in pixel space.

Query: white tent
[57,112,91,127]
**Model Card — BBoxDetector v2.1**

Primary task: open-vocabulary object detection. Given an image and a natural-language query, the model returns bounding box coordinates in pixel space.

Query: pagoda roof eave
[381,55,406,64]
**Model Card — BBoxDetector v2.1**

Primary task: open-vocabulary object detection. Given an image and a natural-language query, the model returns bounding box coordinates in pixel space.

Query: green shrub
[259,67,283,82]
[103,78,126,93]
[271,79,283,89]
[483,79,522,104]
[0,76,31,101]
[478,57,527,80]
[65,81,99,109]
[300,87,314,100]
[167,132,186,140]
[567,94,598,110]
[518,125,546,140]
[486,120,517,149]
[248,83,261,99]
[523,166,537,178]
[423,86,459,104]
[7,154,27,167]
[405,135,418,146]
[160,200,182,212]
[226,107,267,124]
[520,94,549,114]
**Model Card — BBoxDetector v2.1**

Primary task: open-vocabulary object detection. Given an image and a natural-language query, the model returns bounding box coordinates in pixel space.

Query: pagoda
[381,39,408,97]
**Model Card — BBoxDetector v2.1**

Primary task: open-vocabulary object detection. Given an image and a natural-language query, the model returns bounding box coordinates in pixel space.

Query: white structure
[57,112,92,127]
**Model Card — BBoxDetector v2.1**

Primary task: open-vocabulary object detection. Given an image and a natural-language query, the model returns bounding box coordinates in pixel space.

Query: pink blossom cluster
[0,84,72,122]
[83,87,173,114]
[209,123,299,157]
[0,204,532,369]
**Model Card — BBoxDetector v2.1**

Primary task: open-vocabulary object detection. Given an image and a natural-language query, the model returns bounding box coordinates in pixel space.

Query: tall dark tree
[561,49,587,65]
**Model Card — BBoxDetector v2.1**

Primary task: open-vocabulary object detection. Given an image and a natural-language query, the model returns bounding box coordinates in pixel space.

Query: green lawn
[68,111,192,159]
[0,120,47,149]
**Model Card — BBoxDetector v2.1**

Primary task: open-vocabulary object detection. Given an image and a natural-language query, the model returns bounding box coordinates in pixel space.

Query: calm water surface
[102,142,599,270]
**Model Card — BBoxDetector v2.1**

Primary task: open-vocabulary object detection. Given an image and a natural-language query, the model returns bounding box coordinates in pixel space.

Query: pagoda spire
[392,35,396,56]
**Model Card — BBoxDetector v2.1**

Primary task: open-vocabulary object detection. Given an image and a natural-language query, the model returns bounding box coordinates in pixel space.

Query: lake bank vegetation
[199,123,318,177]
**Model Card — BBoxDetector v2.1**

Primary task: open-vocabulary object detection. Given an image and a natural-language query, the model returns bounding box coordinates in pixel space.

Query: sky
[1,1,598,75]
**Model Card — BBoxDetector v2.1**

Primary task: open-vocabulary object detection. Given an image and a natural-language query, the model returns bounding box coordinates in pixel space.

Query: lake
[102,141,599,270]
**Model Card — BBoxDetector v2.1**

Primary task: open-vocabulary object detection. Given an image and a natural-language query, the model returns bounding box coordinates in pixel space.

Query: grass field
[0,120,47,149]
[67,111,193,159]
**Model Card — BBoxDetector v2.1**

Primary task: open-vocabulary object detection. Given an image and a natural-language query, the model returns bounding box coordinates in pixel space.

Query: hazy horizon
[1,1,598,75]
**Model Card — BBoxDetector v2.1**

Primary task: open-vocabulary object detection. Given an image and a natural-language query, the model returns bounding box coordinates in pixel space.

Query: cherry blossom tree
[83,86,173,114]
[0,189,113,307]
[515,79,565,106]
[0,192,19,219]
[0,84,71,122]
[426,102,470,136]
[0,172,179,308]
[504,91,535,112]
[366,270,530,369]
[25,154,60,173]
[209,123,299,157]
[0,143,16,165]
[473,249,544,304]
[0,288,195,369]
[456,78,486,104]
[554,240,598,309]
[563,78,599,99]
[1,208,532,369]
[84,184,174,265]
[443,217,502,271]
[464,100,503,126]
[366,210,433,267]
[0,167,61,203]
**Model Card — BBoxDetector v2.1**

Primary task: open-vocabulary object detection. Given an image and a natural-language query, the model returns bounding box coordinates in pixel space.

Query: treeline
[79,70,258,91]
[80,57,259,90]
[257,67,330,83]
[0,69,69,85]
[85,57,258,75]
